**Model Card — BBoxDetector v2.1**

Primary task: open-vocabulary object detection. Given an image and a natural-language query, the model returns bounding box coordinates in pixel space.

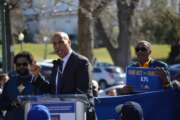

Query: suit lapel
[63,52,73,75]
[60,52,75,87]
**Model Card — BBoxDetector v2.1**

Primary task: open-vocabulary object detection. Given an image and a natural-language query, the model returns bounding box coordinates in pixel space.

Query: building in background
[168,0,180,14]
[20,0,78,43]
[19,0,180,43]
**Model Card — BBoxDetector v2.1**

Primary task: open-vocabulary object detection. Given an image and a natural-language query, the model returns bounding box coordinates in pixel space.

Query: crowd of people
[0,32,179,120]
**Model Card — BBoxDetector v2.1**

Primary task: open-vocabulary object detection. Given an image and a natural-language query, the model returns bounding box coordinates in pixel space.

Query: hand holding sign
[126,67,163,92]
[155,67,170,88]
[31,63,41,78]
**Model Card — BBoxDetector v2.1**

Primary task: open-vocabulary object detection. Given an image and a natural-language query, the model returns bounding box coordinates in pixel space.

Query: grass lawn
[13,43,170,63]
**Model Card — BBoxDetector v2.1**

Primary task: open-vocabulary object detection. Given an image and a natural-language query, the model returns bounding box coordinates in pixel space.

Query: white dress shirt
[62,49,72,73]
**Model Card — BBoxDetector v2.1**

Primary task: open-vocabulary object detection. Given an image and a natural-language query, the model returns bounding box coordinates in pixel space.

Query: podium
[18,94,88,120]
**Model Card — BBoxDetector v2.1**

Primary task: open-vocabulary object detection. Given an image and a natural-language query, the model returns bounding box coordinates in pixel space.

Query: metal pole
[1,0,8,73]
[43,36,48,60]
[18,32,24,51]
[20,42,23,51]
[0,0,13,73]
[5,2,13,72]
[44,41,48,59]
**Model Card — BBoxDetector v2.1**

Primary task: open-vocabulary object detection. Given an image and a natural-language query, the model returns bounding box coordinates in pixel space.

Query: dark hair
[116,101,144,120]
[14,51,34,64]
[135,40,152,50]
[0,73,8,80]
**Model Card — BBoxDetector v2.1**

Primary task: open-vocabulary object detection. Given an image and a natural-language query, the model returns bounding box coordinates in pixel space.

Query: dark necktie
[58,59,63,73]
[56,59,63,94]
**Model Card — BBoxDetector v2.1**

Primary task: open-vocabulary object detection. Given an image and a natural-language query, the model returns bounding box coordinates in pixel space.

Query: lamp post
[43,36,48,60]
[18,32,24,51]
[1,0,13,72]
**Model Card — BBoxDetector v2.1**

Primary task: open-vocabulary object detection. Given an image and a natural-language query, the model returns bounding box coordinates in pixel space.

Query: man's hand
[155,67,170,88]
[31,64,41,78]
[172,80,180,90]
[120,85,134,95]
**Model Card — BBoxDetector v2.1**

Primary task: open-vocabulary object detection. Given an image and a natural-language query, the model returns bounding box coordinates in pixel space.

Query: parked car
[37,59,53,81]
[92,66,126,89]
[94,61,113,67]
[169,64,180,80]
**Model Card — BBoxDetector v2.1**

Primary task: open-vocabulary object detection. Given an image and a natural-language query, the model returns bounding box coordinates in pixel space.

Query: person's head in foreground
[27,105,51,120]
[92,80,99,97]
[115,101,144,120]
[14,51,34,76]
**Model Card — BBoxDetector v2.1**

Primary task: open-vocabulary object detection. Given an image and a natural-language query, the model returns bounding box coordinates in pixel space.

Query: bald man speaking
[34,32,96,120]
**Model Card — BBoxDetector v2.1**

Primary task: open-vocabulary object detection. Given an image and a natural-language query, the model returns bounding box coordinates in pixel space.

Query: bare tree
[95,0,139,70]
[78,0,94,63]
[78,0,112,63]
[116,0,139,70]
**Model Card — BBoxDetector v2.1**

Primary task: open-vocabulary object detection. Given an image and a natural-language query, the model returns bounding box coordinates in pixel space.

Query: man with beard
[0,51,47,120]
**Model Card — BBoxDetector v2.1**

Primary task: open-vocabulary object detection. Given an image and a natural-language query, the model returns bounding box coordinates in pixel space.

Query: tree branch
[92,0,113,17]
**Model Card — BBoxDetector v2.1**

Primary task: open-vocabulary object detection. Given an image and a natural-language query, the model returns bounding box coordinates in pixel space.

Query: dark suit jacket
[33,52,95,119]
[52,51,93,95]
[36,51,93,98]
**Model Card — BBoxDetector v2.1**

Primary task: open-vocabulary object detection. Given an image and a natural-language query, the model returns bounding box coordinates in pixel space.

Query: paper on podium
[126,67,163,92]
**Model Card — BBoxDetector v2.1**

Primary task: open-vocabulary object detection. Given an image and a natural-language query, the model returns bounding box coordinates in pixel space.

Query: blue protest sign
[126,67,163,92]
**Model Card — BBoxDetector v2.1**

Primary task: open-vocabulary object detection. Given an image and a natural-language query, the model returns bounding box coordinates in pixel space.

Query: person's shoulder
[71,52,91,67]
[151,59,168,68]
[72,51,89,62]
[3,72,17,87]
[7,71,17,80]
[128,61,139,67]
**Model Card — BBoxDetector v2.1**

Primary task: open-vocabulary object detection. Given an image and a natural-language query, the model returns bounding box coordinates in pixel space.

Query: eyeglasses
[16,62,28,67]
[135,47,148,52]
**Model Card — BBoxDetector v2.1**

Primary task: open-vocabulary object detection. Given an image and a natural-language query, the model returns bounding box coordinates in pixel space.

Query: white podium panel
[18,95,87,120]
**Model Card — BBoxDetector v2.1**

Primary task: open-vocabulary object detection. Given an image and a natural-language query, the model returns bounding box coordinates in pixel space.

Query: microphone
[76,88,92,108]
[76,88,101,109]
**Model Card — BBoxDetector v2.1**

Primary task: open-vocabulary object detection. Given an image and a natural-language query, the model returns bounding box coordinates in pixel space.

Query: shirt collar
[62,49,72,64]
[139,57,152,68]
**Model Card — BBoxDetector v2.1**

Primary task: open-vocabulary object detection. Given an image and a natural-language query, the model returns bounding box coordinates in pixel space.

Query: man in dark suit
[52,32,96,120]
[35,32,96,120]
[50,32,93,95]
